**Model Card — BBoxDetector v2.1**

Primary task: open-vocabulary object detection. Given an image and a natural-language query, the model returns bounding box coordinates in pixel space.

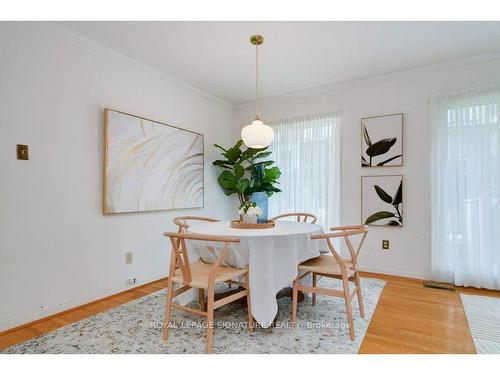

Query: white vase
[242,215,257,224]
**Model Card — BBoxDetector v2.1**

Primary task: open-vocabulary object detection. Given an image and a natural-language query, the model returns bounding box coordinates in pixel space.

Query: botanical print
[361,113,403,167]
[104,109,204,214]
[362,175,403,227]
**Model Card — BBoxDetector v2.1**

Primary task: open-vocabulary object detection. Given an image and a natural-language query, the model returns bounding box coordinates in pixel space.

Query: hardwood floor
[1,272,499,353]
[0,279,167,350]
[358,272,494,354]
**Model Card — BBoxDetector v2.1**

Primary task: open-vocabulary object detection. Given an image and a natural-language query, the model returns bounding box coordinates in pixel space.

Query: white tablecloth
[187,221,325,328]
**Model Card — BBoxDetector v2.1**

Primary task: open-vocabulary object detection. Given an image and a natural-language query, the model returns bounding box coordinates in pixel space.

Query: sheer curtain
[268,113,341,229]
[431,86,500,289]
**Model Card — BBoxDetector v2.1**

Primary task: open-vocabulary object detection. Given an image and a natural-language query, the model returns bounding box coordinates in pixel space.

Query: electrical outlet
[129,277,137,285]
[382,240,390,250]
[125,252,133,264]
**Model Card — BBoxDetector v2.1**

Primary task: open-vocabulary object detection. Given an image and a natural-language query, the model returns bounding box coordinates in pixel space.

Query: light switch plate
[17,144,29,160]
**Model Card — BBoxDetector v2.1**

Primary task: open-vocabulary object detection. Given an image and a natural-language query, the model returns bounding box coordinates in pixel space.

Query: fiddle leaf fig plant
[212,140,281,204]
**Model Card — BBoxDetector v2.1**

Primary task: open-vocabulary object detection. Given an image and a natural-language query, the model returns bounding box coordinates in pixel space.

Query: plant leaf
[366,137,397,157]
[248,145,266,152]
[246,160,274,170]
[263,166,281,182]
[225,146,242,163]
[243,186,256,196]
[239,144,262,160]
[361,156,370,167]
[254,151,272,160]
[235,178,250,193]
[376,154,402,166]
[364,211,395,224]
[240,147,257,159]
[374,185,393,204]
[387,220,401,226]
[217,170,237,190]
[212,160,233,169]
[234,164,244,179]
[362,123,372,147]
[392,180,403,205]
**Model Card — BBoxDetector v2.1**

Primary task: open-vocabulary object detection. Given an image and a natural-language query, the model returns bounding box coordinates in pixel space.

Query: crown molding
[31,22,500,111]
[34,22,234,109]
[234,49,500,109]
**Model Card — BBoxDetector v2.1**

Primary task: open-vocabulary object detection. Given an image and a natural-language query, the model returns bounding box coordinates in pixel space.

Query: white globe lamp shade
[241,119,274,149]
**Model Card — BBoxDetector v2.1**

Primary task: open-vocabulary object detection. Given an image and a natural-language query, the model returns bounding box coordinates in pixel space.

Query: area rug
[461,294,500,354]
[2,277,385,354]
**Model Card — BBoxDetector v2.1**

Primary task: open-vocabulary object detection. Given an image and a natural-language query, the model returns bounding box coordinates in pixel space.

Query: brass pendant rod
[250,34,264,122]
[255,42,260,119]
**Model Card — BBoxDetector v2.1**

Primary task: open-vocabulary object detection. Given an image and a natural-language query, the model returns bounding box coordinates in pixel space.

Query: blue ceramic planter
[251,192,268,223]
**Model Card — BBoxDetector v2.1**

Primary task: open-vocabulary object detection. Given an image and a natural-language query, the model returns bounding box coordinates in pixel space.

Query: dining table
[186,220,327,328]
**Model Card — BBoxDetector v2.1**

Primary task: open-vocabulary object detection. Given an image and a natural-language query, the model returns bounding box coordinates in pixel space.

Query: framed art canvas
[361,113,403,167]
[361,175,403,227]
[103,109,204,214]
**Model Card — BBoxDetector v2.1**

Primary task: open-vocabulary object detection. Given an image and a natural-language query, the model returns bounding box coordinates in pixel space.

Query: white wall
[233,57,500,280]
[0,23,235,331]
[2,22,500,332]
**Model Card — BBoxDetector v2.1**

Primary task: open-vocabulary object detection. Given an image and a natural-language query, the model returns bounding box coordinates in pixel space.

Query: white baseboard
[0,272,168,333]
[359,266,428,281]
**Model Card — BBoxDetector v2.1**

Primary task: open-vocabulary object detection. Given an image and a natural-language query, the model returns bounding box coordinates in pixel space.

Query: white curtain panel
[268,113,341,230]
[431,86,500,289]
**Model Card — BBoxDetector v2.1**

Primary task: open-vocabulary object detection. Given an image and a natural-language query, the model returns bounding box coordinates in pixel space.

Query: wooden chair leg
[163,278,174,342]
[354,272,365,318]
[342,275,355,340]
[206,283,215,354]
[312,272,317,306]
[292,276,299,324]
[198,288,206,311]
[245,273,253,332]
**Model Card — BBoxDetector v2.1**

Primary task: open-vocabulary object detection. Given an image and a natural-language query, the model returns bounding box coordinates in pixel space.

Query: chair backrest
[173,216,220,233]
[311,225,368,274]
[163,232,240,284]
[271,212,318,224]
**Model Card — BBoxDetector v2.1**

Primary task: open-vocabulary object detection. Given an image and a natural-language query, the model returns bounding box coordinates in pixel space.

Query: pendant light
[241,35,274,149]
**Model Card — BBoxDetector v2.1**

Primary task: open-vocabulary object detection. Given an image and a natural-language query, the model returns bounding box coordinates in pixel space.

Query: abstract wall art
[103,109,204,214]
[361,175,403,227]
[361,113,403,167]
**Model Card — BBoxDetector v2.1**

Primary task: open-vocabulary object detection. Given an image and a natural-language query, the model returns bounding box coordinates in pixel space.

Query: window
[268,114,341,229]
[431,87,500,289]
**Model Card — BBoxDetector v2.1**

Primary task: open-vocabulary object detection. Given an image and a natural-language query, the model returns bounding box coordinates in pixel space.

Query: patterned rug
[461,294,500,354]
[2,277,385,354]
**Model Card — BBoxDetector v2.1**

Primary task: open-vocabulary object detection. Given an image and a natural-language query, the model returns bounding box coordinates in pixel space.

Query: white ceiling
[58,21,500,105]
